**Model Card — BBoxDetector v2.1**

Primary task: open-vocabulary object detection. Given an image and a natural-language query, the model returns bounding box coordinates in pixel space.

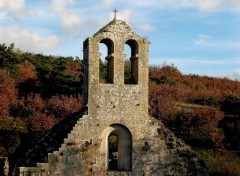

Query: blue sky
[0,0,240,80]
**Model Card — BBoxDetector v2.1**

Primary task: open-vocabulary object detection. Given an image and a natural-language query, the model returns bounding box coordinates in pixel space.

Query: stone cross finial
[113,8,118,20]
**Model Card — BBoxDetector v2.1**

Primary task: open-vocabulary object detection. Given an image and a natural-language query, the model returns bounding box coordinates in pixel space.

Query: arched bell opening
[124,39,139,84]
[99,38,114,83]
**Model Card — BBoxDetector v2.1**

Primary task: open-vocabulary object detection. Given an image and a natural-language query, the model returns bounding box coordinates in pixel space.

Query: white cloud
[50,0,82,35]
[138,24,155,32]
[129,0,163,8]
[59,12,83,34]
[97,0,119,9]
[195,34,213,46]
[50,0,75,12]
[0,26,60,53]
[193,0,221,11]
[0,0,35,18]
[188,0,240,11]
[228,0,240,8]
[127,0,240,12]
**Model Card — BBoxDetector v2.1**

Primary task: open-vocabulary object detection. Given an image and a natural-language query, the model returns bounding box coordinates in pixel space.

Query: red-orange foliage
[25,94,45,116]
[13,93,83,131]
[65,59,83,82]
[11,93,54,131]
[149,64,240,104]
[47,94,82,119]
[148,64,229,148]
[28,113,55,131]
[171,108,224,148]
[149,64,182,82]
[15,60,37,83]
[0,69,17,118]
[149,83,174,123]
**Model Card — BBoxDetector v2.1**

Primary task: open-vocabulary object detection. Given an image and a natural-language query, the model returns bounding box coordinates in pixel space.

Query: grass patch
[194,149,240,176]
[175,102,212,109]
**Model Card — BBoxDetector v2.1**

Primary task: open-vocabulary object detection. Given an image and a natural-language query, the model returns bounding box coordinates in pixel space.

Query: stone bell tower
[17,14,207,176]
[83,18,149,123]
[81,17,151,173]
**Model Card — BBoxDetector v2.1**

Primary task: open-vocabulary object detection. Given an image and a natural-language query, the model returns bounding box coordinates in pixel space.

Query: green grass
[194,149,240,176]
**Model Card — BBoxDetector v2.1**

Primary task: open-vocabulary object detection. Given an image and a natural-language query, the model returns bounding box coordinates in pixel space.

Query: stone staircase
[17,111,97,175]
[9,107,88,175]
[60,115,90,148]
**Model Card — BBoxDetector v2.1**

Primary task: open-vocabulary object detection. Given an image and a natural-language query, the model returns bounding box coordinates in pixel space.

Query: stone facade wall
[18,115,207,175]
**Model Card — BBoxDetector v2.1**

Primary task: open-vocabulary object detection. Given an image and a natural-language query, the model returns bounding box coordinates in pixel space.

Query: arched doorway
[108,134,118,170]
[100,124,132,171]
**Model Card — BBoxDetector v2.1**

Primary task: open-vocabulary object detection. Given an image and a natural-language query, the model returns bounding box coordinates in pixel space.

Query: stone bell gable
[83,19,149,122]
[14,18,208,176]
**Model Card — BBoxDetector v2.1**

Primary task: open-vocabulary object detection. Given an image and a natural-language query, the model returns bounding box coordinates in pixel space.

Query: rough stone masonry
[13,18,208,176]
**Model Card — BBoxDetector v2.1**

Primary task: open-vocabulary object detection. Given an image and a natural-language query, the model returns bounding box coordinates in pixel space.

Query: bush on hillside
[169,108,224,148]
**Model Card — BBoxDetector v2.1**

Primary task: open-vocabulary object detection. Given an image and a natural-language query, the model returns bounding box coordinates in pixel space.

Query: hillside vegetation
[1,43,240,175]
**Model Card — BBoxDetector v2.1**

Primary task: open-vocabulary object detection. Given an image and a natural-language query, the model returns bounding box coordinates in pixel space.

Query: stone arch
[100,124,132,171]
[99,38,114,83]
[126,39,138,56]
[125,39,139,84]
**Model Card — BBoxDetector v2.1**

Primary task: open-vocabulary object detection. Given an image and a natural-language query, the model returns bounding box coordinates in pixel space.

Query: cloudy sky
[0,0,240,80]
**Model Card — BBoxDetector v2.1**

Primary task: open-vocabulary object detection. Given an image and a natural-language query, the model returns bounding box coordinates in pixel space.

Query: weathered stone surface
[0,157,9,176]
[11,19,208,176]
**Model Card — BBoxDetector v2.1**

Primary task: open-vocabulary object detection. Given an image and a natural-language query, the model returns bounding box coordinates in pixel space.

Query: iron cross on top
[113,8,118,20]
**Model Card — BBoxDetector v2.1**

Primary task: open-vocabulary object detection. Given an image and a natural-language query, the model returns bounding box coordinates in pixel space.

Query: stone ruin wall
[9,19,208,176]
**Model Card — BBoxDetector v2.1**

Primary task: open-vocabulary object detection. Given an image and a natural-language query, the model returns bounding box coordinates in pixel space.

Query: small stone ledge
[18,163,49,176]
[92,171,132,176]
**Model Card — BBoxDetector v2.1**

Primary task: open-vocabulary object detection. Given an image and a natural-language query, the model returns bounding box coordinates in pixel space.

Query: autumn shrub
[149,83,175,124]
[46,94,82,119]
[0,69,17,118]
[65,59,83,82]
[149,63,182,82]
[169,107,224,148]
[15,60,39,97]
[26,94,45,115]
[28,113,55,131]
[15,60,37,83]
